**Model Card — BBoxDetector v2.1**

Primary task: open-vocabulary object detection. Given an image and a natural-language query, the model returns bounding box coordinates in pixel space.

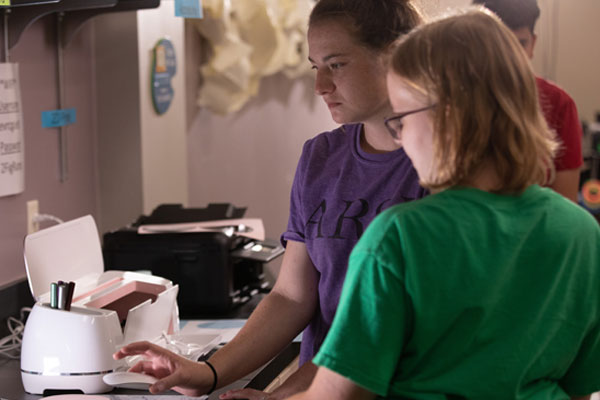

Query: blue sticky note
[41,108,76,128]
[175,0,203,18]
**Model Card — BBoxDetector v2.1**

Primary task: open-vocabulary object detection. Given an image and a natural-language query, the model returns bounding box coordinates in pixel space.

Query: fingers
[114,340,175,361]
[149,381,166,394]
[219,388,270,400]
[128,361,145,373]
[128,360,154,374]
[112,340,207,396]
[151,371,186,394]
[127,362,185,395]
[113,340,155,359]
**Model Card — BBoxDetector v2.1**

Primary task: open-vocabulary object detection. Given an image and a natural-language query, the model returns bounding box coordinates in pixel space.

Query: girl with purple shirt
[113,1,426,398]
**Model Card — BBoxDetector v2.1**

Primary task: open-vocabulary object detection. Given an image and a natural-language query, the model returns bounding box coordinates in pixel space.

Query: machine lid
[23,215,104,301]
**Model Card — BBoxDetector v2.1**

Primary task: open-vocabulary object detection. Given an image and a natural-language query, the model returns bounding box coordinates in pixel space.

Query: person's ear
[383,41,401,63]
[530,33,537,55]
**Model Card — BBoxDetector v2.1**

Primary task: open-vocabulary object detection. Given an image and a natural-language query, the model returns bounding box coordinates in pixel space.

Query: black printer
[102,203,284,317]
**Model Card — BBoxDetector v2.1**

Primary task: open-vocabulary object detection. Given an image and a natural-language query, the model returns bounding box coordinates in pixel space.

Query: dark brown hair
[309,0,423,51]
[472,0,540,33]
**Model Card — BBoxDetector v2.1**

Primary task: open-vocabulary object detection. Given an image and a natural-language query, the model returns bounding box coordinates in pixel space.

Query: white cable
[0,307,32,359]
[32,214,65,226]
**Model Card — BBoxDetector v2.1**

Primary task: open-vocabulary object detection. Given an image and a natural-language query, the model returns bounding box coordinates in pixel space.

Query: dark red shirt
[537,77,583,171]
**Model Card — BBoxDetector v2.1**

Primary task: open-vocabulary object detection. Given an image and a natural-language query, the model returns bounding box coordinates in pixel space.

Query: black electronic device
[102,203,284,317]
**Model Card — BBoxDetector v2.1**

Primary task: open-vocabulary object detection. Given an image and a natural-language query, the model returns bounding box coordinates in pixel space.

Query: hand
[219,388,273,400]
[113,340,214,396]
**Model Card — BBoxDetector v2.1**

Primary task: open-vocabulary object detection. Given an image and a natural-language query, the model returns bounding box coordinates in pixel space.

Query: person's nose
[315,69,334,96]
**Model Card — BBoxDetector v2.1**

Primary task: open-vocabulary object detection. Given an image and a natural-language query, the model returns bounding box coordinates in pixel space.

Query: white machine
[20,215,180,394]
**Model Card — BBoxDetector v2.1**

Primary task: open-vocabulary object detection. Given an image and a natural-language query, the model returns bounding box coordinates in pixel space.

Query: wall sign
[175,0,203,19]
[41,108,77,128]
[151,38,177,115]
[0,63,25,197]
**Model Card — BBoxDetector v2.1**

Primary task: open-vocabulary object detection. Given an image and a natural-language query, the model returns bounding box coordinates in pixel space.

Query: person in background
[113,1,426,398]
[287,8,600,400]
[473,0,583,202]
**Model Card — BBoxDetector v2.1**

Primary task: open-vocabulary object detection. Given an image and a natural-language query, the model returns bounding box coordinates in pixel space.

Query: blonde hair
[390,8,557,194]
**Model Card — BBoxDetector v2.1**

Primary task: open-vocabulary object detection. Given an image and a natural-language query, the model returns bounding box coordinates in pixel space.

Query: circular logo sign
[151,38,177,115]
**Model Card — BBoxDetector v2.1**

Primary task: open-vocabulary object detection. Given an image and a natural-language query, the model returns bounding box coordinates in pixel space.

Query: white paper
[0,63,25,197]
[179,319,246,343]
[179,319,302,344]
[137,218,265,241]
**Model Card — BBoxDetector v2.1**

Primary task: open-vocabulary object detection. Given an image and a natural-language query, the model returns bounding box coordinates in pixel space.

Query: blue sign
[175,0,203,18]
[41,108,76,128]
[151,39,177,115]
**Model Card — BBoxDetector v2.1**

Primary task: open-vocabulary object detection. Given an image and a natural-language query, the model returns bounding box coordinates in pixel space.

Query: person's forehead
[387,73,425,109]
[308,20,363,55]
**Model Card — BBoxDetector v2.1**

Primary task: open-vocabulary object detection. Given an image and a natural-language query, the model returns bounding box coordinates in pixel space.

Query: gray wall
[186,72,335,281]
[0,17,98,289]
[94,11,144,235]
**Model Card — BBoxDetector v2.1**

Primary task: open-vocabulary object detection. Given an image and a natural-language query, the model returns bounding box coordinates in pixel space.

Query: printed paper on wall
[0,63,25,197]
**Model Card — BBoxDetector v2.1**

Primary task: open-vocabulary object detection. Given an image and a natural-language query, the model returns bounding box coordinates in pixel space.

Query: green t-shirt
[313,185,600,399]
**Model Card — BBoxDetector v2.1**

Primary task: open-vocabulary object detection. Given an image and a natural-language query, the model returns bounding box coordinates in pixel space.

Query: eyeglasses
[384,104,436,140]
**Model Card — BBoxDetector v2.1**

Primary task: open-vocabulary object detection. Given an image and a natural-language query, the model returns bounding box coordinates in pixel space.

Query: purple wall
[0,16,98,289]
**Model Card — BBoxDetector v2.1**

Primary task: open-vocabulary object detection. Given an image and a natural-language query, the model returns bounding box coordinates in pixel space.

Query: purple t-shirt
[281,123,426,364]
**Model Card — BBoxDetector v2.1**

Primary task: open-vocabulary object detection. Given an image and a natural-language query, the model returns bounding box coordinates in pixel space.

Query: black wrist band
[204,360,218,394]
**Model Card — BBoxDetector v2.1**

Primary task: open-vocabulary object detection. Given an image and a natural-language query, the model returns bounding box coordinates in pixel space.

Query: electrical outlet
[27,200,39,234]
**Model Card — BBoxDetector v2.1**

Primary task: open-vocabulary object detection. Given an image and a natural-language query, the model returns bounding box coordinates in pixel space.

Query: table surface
[0,348,295,400]
[0,294,300,400]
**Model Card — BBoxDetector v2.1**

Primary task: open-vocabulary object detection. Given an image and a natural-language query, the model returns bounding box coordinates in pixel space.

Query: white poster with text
[0,63,25,197]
